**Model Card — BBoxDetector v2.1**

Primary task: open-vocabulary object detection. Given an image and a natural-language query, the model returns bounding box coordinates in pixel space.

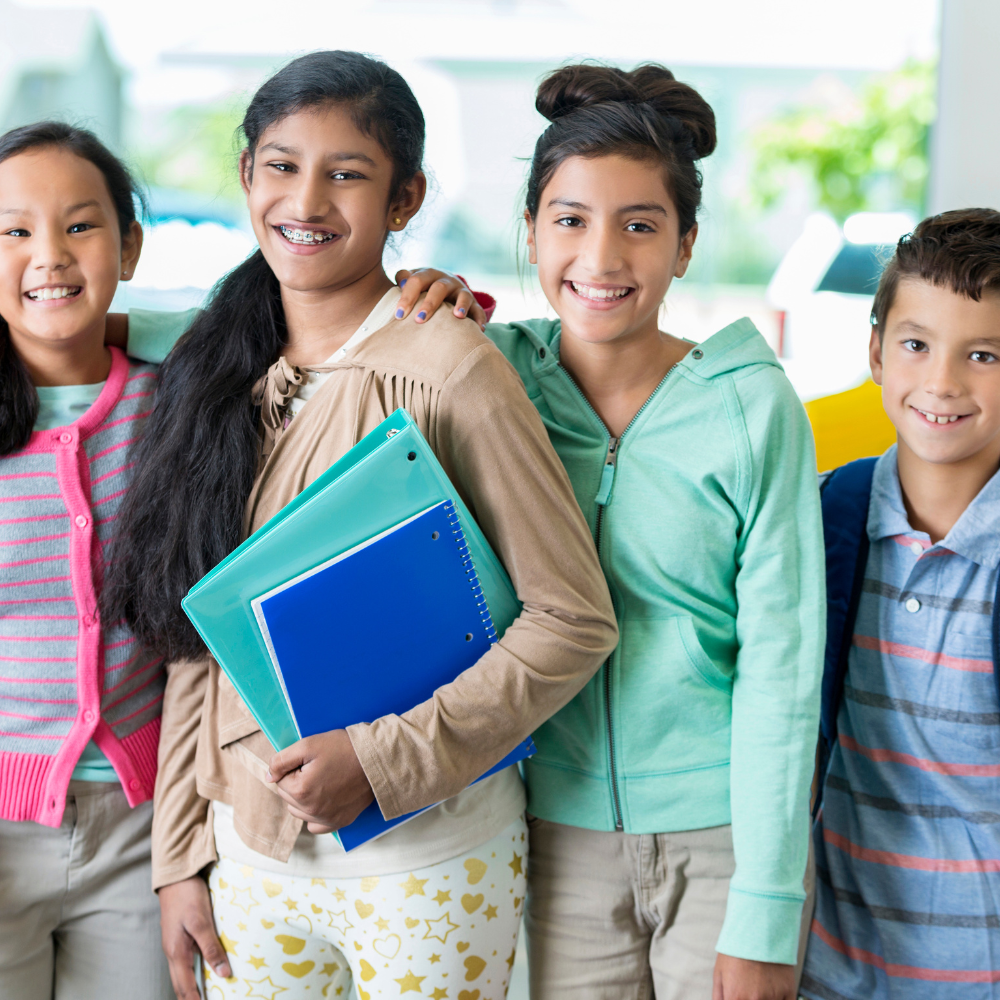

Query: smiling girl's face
[527,153,696,347]
[0,146,141,351]
[242,103,425,296]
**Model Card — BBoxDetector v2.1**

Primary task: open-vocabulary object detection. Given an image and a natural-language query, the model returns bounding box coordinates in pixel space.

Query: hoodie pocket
[617,616,733,775]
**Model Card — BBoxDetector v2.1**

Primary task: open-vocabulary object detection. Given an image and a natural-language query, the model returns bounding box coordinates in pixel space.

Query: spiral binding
[443,500,498,643]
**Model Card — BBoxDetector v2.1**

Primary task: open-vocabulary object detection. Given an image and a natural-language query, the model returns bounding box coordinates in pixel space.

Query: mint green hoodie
[485,316,825,964]
[126,310,824,964]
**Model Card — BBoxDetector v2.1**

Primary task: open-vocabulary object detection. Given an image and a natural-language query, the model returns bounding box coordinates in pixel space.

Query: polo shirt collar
[867,444,1000,568]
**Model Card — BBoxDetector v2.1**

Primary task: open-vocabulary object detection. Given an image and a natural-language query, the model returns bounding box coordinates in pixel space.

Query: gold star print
[241,865,254,878]
[244,975,288,999]
[248,955,267,970]
[433,889,451,905]
[332,887,346,901]
[506,948,517,971]
[218,931,238,955]
[327,910,355,935]
[422,911,460,944]
[283,897,298,911]
[375,916,391,931]
[399,873,429,898]
[322,962,340,975]
[483,904,498,921]
[312,877,327,886]
[429,954,441,964]
[238,921,247,931]
[508,852,523,878]
[430,989,448,999]
[394,969,426,993]
[229,884,260,916]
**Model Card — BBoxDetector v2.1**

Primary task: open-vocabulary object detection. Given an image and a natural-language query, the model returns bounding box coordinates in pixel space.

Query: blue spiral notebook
[251,498,531,849]
[183,409,534,851]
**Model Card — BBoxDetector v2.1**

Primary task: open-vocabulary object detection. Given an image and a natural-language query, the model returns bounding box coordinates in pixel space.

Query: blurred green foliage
[749,61,935,222]
[136,100,246,203]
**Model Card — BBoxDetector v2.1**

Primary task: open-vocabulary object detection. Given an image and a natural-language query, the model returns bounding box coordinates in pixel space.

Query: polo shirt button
[909,541,923,556]
[59,432,72,444]
[75,515,88,529]
[905,598,921,613]
[83,709,96,723]
[129,779,142,792]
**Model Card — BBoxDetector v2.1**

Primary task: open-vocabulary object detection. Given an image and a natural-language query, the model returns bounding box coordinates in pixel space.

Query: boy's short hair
[871,208,1000,333]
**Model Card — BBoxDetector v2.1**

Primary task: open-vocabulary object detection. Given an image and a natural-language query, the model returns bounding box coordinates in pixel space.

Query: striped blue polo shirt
[801,446,1000,1000]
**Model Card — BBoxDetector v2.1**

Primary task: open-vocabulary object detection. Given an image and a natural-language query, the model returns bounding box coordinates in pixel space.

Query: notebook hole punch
[465,633,474,641]
[407,451,417,461]
[431,531,440,540]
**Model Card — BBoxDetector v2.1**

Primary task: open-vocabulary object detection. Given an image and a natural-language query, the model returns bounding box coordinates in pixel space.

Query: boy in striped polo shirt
[801,209,1000,1000]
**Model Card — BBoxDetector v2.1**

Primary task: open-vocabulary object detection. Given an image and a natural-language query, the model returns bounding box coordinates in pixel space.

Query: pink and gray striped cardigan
[0,347,164,826]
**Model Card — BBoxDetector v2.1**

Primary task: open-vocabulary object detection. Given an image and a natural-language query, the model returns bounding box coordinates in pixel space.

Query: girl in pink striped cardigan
[0,123,174,998]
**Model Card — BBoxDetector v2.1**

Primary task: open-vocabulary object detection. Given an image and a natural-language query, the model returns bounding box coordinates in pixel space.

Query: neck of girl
[280,263,394,368]
[9,319,112,387]
[559,317,691,439]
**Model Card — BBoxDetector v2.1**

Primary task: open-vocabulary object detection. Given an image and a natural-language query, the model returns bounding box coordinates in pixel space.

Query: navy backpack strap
[815,456,878,813]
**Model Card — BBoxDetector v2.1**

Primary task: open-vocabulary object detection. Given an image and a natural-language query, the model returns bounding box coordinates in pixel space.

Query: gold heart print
[373,934,401,959]
[463,858,487,884]
[260,919,275,929]
[404,917,419,929]
[456,941,470,953]
[359,959,377,981]
[355,899,375,919]
[282,960,315,978]
[459,991,480,1000]
[274,934,305,955]
[464,956,487,981]
[461,893,484,914]
[360,876,380,892]
[262,878,283,898]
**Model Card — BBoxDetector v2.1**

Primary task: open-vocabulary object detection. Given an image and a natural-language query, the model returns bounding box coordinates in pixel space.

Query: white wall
[928,0,1000,213]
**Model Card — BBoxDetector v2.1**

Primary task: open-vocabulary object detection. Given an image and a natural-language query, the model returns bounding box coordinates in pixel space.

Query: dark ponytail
[103,50,426,660]
[0,122,143,456]
[526,64,717,235]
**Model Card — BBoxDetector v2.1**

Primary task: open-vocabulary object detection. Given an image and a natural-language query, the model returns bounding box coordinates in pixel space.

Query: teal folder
[181,406,524,775]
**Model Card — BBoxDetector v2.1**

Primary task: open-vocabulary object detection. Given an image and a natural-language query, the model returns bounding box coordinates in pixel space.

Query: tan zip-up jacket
[151,308,617,890]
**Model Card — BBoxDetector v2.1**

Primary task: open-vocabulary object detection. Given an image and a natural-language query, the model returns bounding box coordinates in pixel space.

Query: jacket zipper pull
[595,437,619,506]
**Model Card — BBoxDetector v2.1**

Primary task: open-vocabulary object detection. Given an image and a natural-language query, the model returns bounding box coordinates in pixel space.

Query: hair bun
[536,63,717,160]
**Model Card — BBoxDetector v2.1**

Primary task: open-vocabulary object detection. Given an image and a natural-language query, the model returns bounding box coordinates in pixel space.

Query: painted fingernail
[399,278,407,286]
[417,311,427,321]
[395,308,404,319]
[457,307,467,315]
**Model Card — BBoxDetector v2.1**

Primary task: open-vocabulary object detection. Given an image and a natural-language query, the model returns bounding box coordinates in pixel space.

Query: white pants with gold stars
[204,816,527,1000]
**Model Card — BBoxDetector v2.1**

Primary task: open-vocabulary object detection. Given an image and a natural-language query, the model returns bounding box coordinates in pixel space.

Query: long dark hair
[0,122,143,456]
[525,64,717,235]
[103,50,426,660]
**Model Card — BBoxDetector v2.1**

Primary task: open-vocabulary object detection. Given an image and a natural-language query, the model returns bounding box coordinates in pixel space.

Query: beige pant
[525,817,736,1000]
[0,781,172,1000]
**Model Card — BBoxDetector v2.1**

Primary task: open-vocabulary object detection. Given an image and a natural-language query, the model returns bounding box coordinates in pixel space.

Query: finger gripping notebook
[251,501,498,738]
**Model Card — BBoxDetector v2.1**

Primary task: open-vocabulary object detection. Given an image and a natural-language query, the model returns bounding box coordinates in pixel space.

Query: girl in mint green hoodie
[392,64,825,1000]
[124,62,824,1000]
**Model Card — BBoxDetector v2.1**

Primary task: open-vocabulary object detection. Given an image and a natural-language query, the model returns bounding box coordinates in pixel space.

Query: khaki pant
[525,817,736,1000]
[0,781,172,1000]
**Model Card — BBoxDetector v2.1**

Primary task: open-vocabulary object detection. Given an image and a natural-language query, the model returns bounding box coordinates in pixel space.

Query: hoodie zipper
[559,360,680,832]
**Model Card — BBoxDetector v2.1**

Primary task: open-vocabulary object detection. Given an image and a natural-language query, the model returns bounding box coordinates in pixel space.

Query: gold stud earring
[394,217,402,225]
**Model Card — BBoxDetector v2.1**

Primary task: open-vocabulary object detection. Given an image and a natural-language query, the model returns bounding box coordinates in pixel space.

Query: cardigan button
[83,709,96,723]
[59,432,73,444]
[129,779,142,792]
[75,515,88,529]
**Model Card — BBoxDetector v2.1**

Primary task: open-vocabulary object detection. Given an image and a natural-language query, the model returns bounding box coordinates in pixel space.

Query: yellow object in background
[804,379,897,473]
